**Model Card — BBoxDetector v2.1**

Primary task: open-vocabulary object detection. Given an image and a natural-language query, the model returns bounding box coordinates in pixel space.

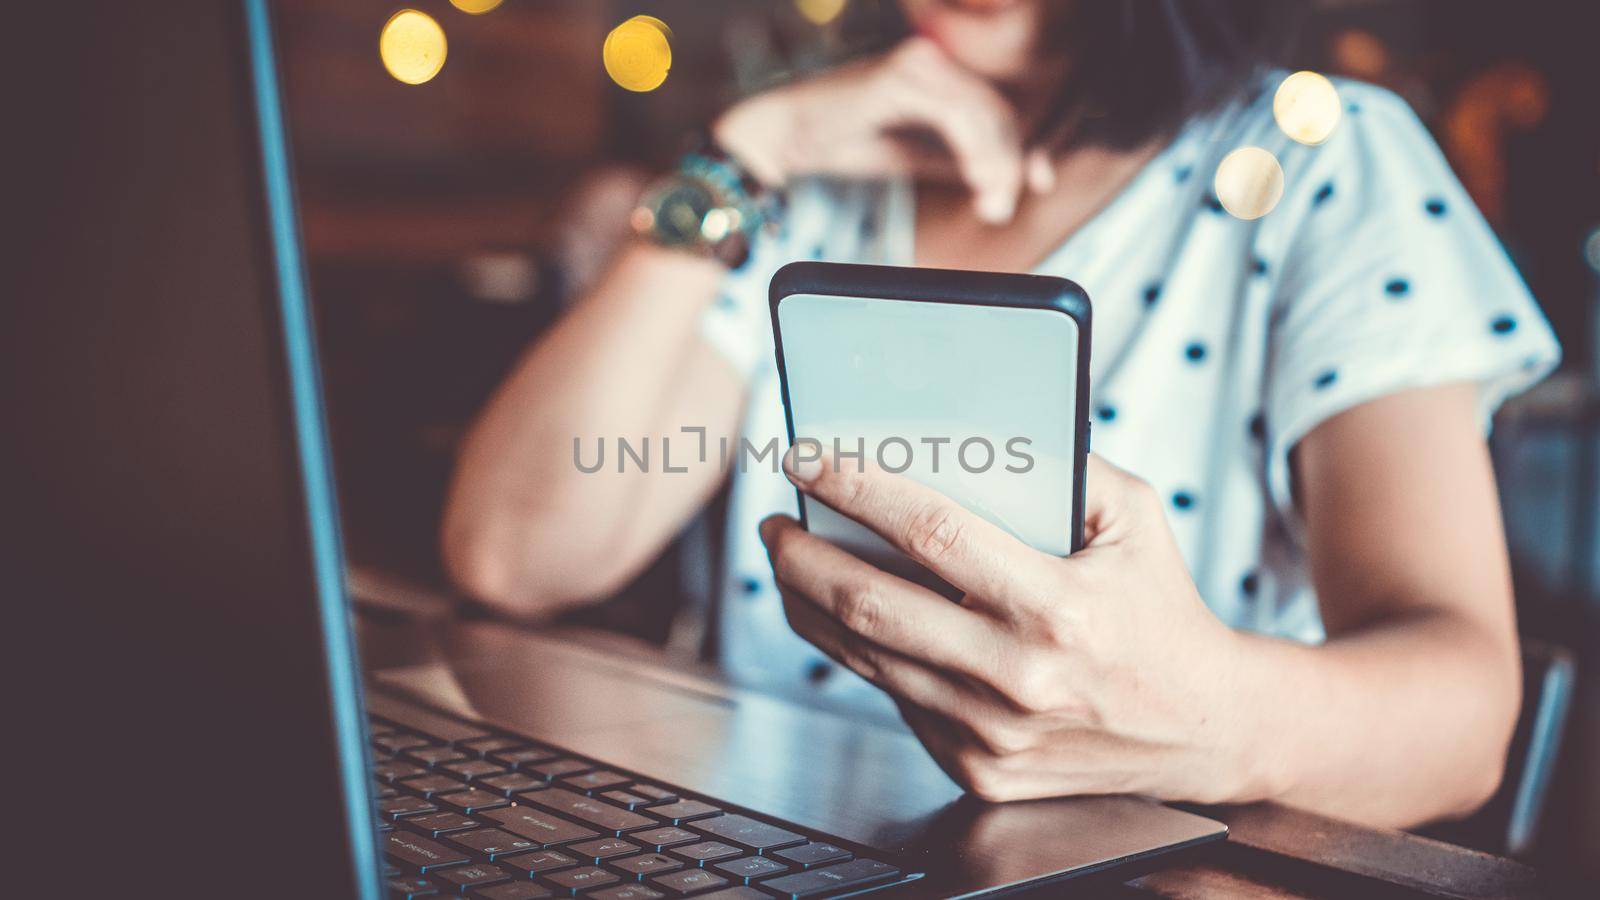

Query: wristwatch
[631,139,774,269]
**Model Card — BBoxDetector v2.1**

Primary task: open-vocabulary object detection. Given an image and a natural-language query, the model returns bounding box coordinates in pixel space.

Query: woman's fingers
[772,576,1042,763]
[1081,453,1166,544]
[881,38,1026,222]
[1026,148,1056,193]
[759,514,1006,682]
[716,36,1035,220]
[776,582,971,710]
[781,451,1056,606]
[840,132,966,186]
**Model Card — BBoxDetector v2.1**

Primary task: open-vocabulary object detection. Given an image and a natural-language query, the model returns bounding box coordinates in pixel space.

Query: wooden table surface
[351,567,1548,900]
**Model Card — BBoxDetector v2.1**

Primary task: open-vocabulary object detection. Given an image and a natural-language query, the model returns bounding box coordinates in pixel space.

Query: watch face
[653,179,716,246]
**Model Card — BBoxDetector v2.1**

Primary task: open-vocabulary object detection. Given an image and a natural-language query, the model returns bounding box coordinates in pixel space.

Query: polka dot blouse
[698,73,1561,719]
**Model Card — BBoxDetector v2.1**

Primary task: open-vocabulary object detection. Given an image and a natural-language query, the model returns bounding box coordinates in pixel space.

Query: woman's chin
[907,5,1047,83]
[944,50,1034,83]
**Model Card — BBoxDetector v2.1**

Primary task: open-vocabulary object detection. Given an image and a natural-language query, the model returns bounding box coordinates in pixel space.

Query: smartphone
[769,261,1091,591]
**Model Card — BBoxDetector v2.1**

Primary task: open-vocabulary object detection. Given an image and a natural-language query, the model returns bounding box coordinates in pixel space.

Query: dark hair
[1050,0,1307,149]
[844,0,1306,151]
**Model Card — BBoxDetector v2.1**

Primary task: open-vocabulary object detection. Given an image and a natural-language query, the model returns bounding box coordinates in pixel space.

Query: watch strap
[633,136,776,270]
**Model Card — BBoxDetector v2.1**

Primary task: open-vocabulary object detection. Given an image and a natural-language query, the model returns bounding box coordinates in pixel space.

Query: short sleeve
[1261,82,1561,526]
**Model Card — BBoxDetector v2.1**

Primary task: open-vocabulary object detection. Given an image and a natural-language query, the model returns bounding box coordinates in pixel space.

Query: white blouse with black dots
[697,73,1561,720]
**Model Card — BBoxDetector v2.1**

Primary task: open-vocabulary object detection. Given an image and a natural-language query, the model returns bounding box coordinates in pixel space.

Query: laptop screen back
[7,3,377,895]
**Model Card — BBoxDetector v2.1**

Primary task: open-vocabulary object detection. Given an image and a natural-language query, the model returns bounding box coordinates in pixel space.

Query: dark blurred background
[271,0,1599,885]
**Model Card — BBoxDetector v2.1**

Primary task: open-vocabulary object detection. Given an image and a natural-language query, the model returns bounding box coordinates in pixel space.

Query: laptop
[9,2,1225,897]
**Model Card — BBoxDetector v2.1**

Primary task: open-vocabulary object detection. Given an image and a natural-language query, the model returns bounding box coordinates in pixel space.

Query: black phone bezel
[768,260,1093,553]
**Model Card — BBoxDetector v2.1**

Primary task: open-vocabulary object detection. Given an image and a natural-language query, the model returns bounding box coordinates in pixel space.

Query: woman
[441,0,1559,828]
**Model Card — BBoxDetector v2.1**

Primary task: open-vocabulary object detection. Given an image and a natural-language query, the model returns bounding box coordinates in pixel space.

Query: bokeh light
[1274,71,1342,145]
[379,9,447,85]
[796,0,849,26]
[631,15,674,42]
[603,16,673,93]
[1584,226,1600,274]
[449,0,504,13]
[701,208,733,242]
[1214,147,1284,220]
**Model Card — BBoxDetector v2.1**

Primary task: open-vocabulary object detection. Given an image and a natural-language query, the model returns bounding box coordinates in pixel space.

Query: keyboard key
[473,883,553,900]
[568,837,640,863]
[386,874,439,897]
[375,785,399,800]
[560,770,631,794]
[527,759,594,781]
[692,889,767,900]
[647,868,728,895]
[521,789,655,835]
[609,852,683,879]
[374,760,428,783]
[759,858,899,898]
[498,848,578,877]
[480,772,546,797]
[403,774,469,798]
[374,733,432,755]
[443,759,512,782]
[769,843,850,870]
[434,862,511,891]
[376,816,395,833]
[408,811,481,837]
[688,815,805,853]
[438,789,512,814]
[588,885,667,900]
[711,856,786,884]
[384,831,471,872]
[542,864,621,894]
[482,806,599,847]
[461,735,523,757]
[630,785,678,805]
[668,841,741,866]
[379,796,438,820]
[449,828,542,860]
[406,745,470,767]
[647,801,721,825]
[489,746,562,769]
[601,790,651,810]
[630,827,700,852]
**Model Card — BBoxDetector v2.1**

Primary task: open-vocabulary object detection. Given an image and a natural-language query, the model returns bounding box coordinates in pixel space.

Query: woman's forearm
[1227,610,1519,828]
[442,243,732,613]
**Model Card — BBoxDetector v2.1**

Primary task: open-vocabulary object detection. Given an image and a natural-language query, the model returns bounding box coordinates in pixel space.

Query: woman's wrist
[1207,629,1304,804]
[631,141,772,270]
[711,95,791,190]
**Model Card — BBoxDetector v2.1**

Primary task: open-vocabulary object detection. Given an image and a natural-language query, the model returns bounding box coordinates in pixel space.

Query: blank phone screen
[776,292,1083,586]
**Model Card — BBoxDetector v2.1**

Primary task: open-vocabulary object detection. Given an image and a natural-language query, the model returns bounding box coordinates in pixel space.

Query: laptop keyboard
[369,698,911,899]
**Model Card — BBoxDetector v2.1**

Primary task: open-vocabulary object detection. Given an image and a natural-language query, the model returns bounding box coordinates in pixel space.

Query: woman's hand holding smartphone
[759,451,1270,807]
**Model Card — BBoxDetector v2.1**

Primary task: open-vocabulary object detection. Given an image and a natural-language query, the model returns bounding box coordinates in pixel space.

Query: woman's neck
[912,136,1164,273]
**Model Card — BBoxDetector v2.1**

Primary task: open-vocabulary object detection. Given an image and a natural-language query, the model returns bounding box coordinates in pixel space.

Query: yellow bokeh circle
[630,15,673,42]
[796,0,849,26]
[1273,70,1342,145]
[1214,147,1284,220]
[603,16,672,93]
[449,0,504,13]
[379,9,447,85]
